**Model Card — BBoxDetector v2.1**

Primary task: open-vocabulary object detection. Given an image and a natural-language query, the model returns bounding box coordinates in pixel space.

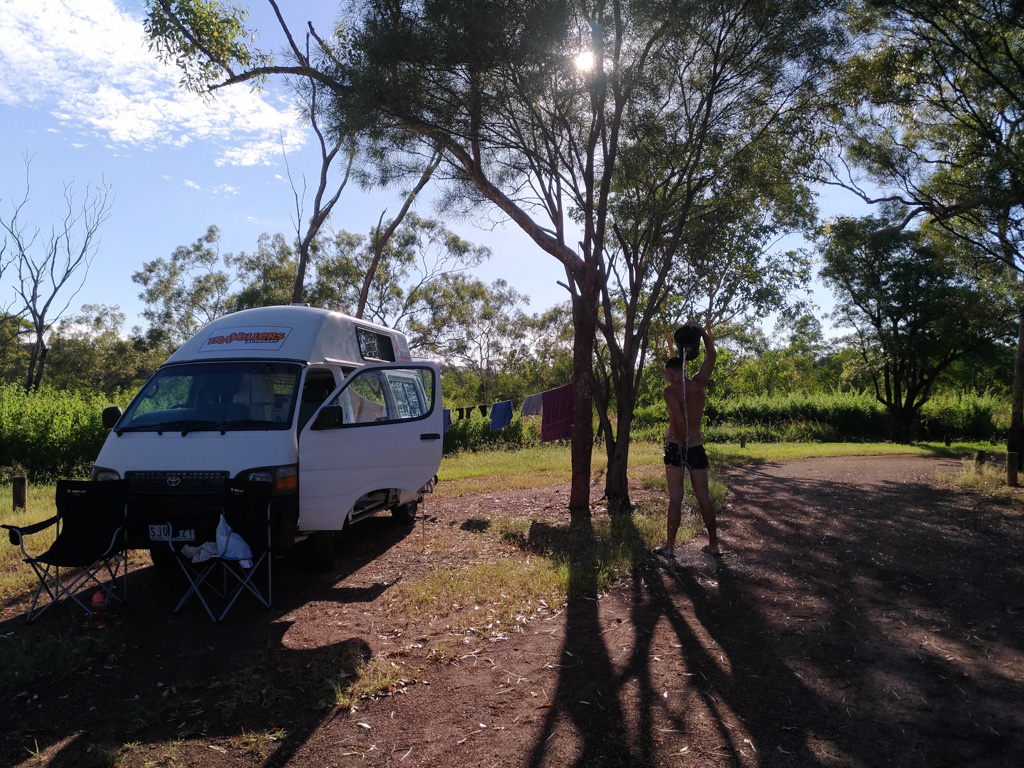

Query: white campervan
[93,305,443,569]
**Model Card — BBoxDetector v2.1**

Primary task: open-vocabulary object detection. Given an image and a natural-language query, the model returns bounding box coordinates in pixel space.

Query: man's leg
[689,468,719,554]
[665,463,685,553]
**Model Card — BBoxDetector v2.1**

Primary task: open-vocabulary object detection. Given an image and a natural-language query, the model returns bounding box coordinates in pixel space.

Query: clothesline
[442,383,574,441]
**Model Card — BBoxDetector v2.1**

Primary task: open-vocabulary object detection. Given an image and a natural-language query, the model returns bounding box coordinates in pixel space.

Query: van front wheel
[308,530,336,572]
[391,500,417,525]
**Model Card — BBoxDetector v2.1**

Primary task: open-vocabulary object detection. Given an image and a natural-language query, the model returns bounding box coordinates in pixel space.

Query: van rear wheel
[391,500,418,525]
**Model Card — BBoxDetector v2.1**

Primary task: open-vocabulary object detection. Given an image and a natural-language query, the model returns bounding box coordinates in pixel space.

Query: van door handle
[420,433,441,440]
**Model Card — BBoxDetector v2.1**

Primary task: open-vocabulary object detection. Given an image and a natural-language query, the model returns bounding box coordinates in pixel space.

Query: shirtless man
[660,322,719,557]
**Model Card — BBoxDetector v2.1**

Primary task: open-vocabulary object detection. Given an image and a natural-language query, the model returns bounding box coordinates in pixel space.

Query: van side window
[356,327,396,362]
[322,366,434,428]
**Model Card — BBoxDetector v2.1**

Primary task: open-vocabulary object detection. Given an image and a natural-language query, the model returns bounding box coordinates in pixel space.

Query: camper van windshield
[117,361,302,432]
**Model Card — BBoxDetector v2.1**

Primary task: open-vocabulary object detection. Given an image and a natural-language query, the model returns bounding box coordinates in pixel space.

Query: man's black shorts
[664,442,710,471]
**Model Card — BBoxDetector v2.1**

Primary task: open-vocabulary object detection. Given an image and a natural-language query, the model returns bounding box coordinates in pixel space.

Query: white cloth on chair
[182,515,252,567]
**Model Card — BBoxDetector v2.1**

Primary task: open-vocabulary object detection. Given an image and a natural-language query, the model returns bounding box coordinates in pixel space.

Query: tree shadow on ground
[525,460,1024,767]
[0,515,417,768]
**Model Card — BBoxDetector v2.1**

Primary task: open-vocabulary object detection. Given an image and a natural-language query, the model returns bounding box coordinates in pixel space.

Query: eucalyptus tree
[132,225,234,348]
[320,213,493,334]
[45,305,167,396]
[143,0,841,513]
[1,159,113,390]
[820,212,1014,442]
[833,0,1024,460]
[410,275,531,404]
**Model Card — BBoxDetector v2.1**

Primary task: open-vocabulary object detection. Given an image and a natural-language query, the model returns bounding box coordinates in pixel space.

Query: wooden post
[975,450,987,470]
[13,476,27,511]
[1008,453,1018,487]
[740,434,747,448]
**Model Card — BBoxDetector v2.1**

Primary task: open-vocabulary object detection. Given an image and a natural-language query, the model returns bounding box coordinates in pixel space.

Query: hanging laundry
[443,408,451,434]
[520,392,543,417]
[478,404,488,417]
[541,384,574,442]
[456,407,466,419]
[490,400,513,431]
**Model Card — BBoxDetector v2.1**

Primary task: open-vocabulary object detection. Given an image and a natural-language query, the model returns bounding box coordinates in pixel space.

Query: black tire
[391,500,418,525]
[308,530,336,572]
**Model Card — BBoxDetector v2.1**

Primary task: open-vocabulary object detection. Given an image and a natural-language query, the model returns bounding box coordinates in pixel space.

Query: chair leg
[217,556,272,621]
[25,562,110,624]
[172,557,220,622]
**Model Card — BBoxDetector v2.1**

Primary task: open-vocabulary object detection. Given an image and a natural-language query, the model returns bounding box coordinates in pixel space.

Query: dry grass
[938,456,1024,514]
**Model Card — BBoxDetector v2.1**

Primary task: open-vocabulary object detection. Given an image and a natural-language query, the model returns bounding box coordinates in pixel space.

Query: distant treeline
[0,384,1007,480]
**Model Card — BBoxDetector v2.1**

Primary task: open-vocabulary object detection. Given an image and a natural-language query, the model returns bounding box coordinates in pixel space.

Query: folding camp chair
[167,478,273,622]
[2,480,128,623]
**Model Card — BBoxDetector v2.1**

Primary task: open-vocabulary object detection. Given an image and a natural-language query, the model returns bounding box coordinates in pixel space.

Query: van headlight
[92,467,121,481]
[241,464,297,493]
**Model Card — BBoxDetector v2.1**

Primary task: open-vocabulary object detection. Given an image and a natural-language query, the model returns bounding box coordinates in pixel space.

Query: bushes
[0,384,124,480]
[918,394,1004,442]
[630,391,1005,444]
[443,413,541,454]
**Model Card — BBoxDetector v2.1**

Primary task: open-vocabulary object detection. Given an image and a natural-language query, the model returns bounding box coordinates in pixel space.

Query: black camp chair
[166,478,273,622]
[2,480,128,623]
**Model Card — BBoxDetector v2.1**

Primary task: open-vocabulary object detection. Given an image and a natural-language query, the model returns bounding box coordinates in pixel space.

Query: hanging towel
[520,392,543,417]
[443,408,451,433]
[541,384,574,442]
[478,404,488,417]
[490,400,513,430]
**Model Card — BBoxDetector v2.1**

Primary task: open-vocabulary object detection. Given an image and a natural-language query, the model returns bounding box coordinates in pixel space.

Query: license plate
[148,524,196,542]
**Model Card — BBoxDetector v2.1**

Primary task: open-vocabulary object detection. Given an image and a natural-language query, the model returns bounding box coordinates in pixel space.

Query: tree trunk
[889,403,914,444]
[1008,308,1024,470]
[24,334,44,392]
[29,343,47,391]
[604,400,634,514]
[568,276,598,518]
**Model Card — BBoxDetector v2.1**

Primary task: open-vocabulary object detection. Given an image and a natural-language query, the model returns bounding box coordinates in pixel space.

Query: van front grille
[126,470,229,495]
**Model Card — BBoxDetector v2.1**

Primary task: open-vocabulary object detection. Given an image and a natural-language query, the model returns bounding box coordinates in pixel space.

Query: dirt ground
[2,454,1023,768]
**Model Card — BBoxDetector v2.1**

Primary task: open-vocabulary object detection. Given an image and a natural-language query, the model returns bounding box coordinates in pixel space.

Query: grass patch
[1,483,59,605]
[936,454,1024,513]
[435,444,575,496]
[388,556,563,632]
[333,654,410,710]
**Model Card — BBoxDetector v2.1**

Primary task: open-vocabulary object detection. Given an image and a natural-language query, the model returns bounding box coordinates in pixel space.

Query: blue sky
[0,0,564,333]
[1,0,859,340]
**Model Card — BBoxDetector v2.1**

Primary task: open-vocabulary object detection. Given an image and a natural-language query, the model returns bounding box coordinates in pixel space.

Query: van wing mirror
[102,406,123,429]
[312,405,344,430]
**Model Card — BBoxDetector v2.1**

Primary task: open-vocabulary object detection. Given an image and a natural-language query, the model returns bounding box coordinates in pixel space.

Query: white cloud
[0,0,305,165]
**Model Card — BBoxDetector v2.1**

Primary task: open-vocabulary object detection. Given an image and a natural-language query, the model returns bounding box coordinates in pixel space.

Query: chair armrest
[2,515,60,546]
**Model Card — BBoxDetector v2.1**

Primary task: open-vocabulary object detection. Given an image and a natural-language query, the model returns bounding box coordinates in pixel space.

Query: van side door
[297,362,443,531]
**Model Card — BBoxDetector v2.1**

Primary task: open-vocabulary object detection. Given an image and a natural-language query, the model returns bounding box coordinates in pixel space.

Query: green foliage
[143,0,270,94]
[820,212,1013,441]
[0,383,123,480]
[43,305,167,397]
[442,412,540,454]
[631,390,1005,444]
[132,224,234,348]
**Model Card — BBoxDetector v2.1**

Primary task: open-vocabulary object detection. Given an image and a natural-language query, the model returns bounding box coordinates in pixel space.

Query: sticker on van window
[200,326,292,351]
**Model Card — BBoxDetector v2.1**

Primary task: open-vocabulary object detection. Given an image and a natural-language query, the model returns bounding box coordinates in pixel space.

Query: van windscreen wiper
[208,419,283,432]
[116,419,217,436]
